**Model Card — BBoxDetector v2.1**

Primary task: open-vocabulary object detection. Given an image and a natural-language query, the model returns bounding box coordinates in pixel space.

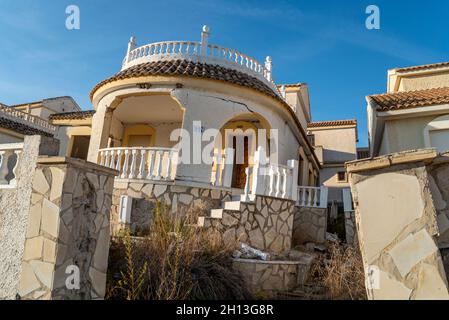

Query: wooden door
[232,136,249,189]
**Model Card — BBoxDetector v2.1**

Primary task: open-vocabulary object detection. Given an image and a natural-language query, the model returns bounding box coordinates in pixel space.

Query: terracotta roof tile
[369,87,449,111]
[395,61,449,73]
[49,110,95,121]
[308,119,357,128]
[0,117,52,137]
[90,60,280,102]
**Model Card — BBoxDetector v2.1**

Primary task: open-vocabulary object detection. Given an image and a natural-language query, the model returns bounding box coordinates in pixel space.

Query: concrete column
[87,103,113,163]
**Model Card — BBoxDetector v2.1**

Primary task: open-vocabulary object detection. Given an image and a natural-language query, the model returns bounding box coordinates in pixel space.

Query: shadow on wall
[322,149,356,163]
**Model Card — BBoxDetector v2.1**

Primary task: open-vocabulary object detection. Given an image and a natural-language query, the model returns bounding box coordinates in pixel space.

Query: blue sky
[0,1,448,147]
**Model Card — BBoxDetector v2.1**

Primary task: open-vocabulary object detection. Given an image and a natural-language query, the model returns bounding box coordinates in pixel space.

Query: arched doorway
[217,114,272,189]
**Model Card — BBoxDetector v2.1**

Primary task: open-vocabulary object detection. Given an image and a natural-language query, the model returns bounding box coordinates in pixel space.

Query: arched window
[423,115,449,153]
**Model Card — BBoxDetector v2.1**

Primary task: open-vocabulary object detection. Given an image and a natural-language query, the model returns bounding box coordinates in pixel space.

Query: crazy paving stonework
[292,206,327,246]
[0,136,58,300]
[232,258,306,295]
[111,181,231,235]
[18,157,116,300]
[347,149,449,300]
[204,196,295,255]
[344,211,358,245]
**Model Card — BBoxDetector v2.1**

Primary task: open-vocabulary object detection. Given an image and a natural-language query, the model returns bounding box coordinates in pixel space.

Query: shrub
[310,243,366,300]
[106,202,252,300]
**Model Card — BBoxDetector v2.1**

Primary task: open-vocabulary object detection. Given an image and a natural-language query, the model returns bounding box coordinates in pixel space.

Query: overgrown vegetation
[106,202,252,300]
[310,243,367,300]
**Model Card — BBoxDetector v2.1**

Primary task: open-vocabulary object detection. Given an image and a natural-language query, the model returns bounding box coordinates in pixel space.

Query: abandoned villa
[1,26,449,300]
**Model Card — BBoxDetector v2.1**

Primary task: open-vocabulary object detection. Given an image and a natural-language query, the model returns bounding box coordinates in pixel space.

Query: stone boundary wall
[18,157,117,300]
[111,181,231,235]
[206,196,295,255]
[347,149,449,300]
[0,136,59,300]
[292,206,327,246]
[232,258,307,295]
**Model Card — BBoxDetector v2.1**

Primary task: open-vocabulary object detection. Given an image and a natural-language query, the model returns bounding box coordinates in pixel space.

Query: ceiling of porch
[113,95,183,124]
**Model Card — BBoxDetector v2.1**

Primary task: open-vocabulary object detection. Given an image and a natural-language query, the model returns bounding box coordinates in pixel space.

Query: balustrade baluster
[115,150,122,172]
[99,151,106,166]
[137,149,147,179]
[0,151,9,184]
[104,150,111,168]
[121,150,130,179]
[128,149,138,179]
[269,165,275,197]
[164,151,173,180]
[146,150,155,179]
[154,150,163,180]
[10,150,21,186]
[313,188,319,207]
[275,166,281,198]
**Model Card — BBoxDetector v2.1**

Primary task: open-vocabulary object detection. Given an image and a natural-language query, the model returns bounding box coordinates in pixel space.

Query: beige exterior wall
[14,97,81,121]
[378,115,442,155]
[398,71,449,92]
[0,129,23,144]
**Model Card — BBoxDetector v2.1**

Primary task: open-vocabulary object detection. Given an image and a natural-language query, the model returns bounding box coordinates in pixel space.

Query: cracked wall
[347,149,449,300]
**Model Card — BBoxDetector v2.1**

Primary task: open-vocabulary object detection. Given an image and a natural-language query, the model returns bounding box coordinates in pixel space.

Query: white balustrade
[0,143,24,188]
[242,147,298,202]
[211,148,234,188]
[297,186,329,208]
[98,147,178,181]
[0,104,56,135]
[121,26,278,94]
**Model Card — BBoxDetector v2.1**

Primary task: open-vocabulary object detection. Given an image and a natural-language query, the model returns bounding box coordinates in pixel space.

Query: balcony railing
[99,147,178,181]
[0,143,24,189]
[121,26,278,93]
[0,105,56,135]
[297,186,328,208]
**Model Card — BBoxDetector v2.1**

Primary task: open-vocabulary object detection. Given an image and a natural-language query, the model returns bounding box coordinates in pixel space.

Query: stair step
[231,195,242,201]
[223,201,241,211]
[210,209,224,219]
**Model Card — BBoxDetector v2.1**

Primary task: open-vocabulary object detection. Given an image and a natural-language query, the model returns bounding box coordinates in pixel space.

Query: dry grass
[106,202,252,300]
[310,243,367,300]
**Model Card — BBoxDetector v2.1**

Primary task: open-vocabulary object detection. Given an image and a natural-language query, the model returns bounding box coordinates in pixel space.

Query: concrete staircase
[197,190,245,228]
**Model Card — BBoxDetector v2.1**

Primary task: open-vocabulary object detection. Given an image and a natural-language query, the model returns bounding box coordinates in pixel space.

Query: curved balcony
[121,26,278,93]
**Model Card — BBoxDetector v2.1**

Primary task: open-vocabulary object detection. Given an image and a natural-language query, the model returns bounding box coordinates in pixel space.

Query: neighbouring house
[0,96,80,145]
[368,61,449,156]
[307,119,358,204]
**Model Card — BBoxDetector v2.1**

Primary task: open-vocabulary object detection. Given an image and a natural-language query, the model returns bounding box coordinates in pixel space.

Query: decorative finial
[201,25,210,56]
[265,56,273,81]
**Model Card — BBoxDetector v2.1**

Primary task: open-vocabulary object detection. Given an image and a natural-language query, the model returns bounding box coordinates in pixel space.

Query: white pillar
[87,103,113,163]
[127,36,137,62]
[200,25,210,56]
[320,186,329,208]
[251,146,267,196]
[222,148,234,188]
[288,159,299,202]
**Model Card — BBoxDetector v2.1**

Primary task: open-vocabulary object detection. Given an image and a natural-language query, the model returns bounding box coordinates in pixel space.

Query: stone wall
[345,211,357,245]
[292,206,327,246]
[232,258,306,295]
[206,196,295,255]
[18,157,116,300]
[111,181,231,235]
[347,149,449,300]
[0,135,58,300]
